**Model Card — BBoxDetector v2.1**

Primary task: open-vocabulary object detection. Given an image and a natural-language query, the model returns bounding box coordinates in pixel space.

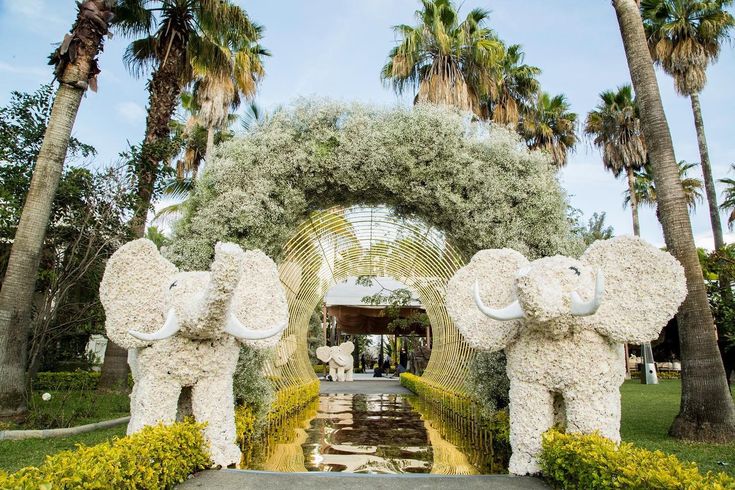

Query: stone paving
[177,469,550,489]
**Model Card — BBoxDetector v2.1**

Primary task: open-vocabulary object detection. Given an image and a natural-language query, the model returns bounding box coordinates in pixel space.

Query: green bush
[540,429,735,489]
[467,350,510,416]
[0,421,210,489]
[32,372,101,391]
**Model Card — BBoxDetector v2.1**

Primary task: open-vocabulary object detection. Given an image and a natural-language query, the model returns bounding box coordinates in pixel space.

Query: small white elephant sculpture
[99,239,288,467]
[446,236,686,475]
[316,342,355,382]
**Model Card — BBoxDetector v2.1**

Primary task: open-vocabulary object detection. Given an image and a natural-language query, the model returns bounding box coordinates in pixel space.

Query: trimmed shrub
[467,350,510,416]
[32,372,101,391]
[0,421,210,489]
[540,429,735,489]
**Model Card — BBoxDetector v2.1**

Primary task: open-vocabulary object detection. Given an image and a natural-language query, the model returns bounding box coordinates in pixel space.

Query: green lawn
[0,425,126,473]
[620,379,735,477]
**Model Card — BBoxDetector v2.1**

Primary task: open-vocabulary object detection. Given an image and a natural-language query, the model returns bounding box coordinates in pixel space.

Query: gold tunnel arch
[265,205,475,396]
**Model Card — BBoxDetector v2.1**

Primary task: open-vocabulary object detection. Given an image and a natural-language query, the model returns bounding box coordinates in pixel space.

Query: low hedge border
[235,380,320,449]
[540,429,735,489]
[0,421,210,489]
[33,372,102,391]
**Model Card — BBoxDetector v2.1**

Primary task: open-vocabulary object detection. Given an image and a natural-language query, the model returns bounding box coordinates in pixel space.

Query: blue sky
[1,0,734,249]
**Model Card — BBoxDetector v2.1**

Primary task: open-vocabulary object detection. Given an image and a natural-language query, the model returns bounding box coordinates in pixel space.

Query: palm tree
[641,0,735,250]
[192,25,269,162]
[0,0,115,417]
[113,0,262,237]
[719,165,735,230]
[486,44,541,126]
[585,85,646,236]
[613,0,735,441]
[626,160,703,210]
[520,92,578,168]
[381,0,503,116]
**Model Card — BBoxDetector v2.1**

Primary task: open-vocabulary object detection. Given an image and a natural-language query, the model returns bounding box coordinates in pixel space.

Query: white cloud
[115,101,146,125]
[693,232,735,251]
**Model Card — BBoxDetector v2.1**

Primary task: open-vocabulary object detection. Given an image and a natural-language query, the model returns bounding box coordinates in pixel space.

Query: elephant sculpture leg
[345,366,353,382]
[336,366,345,382]
[192,376,242,467]
[564,384,621,443]
[329,365,337,381]
[508,380,555,475]
[127,375,181,434]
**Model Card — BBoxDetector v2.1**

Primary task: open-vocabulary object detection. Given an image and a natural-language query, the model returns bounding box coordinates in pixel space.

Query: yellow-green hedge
[235,380,320,448]
[540,429,735,489]
[0,421,210,489]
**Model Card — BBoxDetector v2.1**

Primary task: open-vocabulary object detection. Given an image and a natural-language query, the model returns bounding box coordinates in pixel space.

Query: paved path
[178,469,550,489]
[318,372,411,395]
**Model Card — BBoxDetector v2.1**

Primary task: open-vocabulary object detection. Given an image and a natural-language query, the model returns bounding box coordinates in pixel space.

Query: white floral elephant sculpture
[446,236,686,475]
[99,239,288,467]
[316,341,355,381]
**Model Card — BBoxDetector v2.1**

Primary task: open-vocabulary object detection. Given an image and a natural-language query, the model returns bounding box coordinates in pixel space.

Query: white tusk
[570,269,605,317]
[473,281,525,321]
[224,313,286,340]
[129,308,180,341]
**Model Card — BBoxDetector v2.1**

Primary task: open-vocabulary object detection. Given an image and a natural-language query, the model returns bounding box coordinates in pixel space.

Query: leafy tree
[625,160,703,210]
[641,0,734,250]
[585,85,646,236]
[381,0,503,116]
[0,1,115,417]
[358,276,430,333]
[613,0,735,441]
[580,212,615,246]
[520,92,578,168]
[718,165,735,230]
[486,44,541,126]
[113,0,262,236]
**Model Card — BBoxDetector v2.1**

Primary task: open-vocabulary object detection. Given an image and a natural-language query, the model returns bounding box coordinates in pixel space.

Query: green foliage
[32,372,101,392]
[467,351,510,416]
[359,276,429,332]
[168,102,580,269]
[626,160,703,210]
[520,91,578,168]
[698,246,735,350]
[233,346,274,422]
[307,307,325,363]
[0,421,210,489]
[22,389,129,430]
[540,429,735,489]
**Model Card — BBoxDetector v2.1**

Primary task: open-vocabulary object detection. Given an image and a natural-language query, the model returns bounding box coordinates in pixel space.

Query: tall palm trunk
[205,126,215,164]
[128,44,187,238]
[99,39,187,391]
[690,93,724,250]
[613,0,735,441]
[0,0,113,416]
[626,166,641,237]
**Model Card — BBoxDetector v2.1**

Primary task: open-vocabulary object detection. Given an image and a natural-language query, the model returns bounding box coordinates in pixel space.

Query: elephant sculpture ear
[580,235,687,343]
[99,239,178,349]
[316,346,332,363]
[446,249,529,351]
[230,250,289,349]
[339,341,355,355]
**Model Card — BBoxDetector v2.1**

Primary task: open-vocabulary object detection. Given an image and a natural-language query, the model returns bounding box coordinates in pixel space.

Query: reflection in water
[241,394,507,474]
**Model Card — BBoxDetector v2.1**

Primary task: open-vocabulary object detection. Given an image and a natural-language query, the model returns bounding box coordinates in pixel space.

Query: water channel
[241,393,509,474]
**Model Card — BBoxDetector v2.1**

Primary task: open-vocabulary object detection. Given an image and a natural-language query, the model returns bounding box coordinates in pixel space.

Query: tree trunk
[613,0,735,442]
[626,166,641,237]
[0,0,112,417]
[205,126,215,164]
[101,37,188,390]
[690,93,724,250]
[97,341,130,391]
[129,43,187,238]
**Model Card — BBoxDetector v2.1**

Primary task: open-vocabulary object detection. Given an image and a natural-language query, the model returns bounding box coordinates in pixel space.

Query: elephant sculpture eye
[569,266,581,276]
[169,281,178,290]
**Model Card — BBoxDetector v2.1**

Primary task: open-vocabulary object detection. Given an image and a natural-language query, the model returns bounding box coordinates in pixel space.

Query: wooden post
[426,325,431,349]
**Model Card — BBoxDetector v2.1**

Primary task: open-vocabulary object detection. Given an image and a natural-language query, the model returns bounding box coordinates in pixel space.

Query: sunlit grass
[620,379,735,476]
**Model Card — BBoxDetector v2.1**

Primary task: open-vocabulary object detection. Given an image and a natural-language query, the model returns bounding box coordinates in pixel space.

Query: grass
[620,379,735,477]
[0,425,127,473]
[0,390,129,431]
